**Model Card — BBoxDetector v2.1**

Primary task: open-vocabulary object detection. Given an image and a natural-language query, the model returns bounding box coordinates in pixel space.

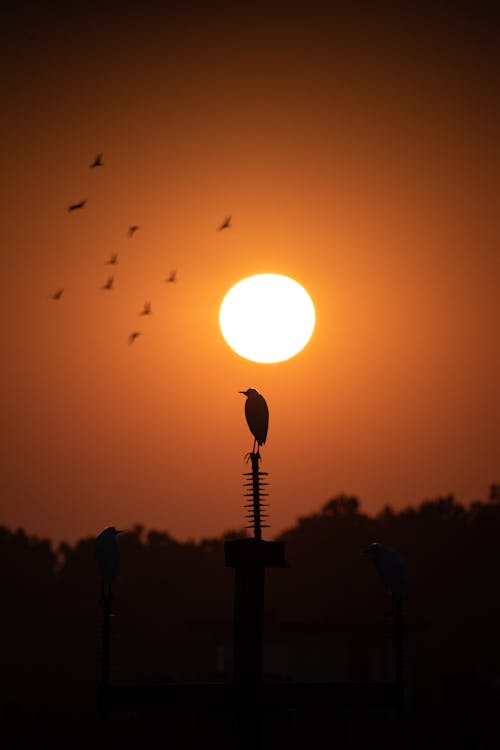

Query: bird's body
[90,153,103,168]
[165,270,177,283]
[129,331,141,344]
[128,225,140,238]
[101,276,114,290]
[240,388,269,455]
[363,542,408,603]
[140,301,151,315]
[95,526,122,586]
[67,199,87,212]
[217,215,231,231]
[106,253,118,265]
[51,288,64,300]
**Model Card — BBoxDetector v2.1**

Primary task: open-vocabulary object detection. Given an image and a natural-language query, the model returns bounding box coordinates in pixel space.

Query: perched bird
[127,225,140,238]
[101,275,114,290]
[90,153,104,168]
[50,288,64,300]
[105,253,118,265]
[165,270,177,283]
[95,526,122,586]
[240,388,269,455]
[363,542,408,605]
[67,199,87,212]
[217,215,231,231]
[128,331,141,345]
[139,301,151,315]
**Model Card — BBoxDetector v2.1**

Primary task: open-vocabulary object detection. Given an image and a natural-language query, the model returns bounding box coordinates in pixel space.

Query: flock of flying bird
[50,153,232,344]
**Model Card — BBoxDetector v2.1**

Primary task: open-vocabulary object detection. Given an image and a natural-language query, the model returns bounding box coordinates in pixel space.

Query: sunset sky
[1,1,498,545]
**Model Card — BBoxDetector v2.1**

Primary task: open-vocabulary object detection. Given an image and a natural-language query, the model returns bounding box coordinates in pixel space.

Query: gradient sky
[1,1,498,545]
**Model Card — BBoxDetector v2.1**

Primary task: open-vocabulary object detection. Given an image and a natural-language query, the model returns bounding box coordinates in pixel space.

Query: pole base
[224,538,287,568]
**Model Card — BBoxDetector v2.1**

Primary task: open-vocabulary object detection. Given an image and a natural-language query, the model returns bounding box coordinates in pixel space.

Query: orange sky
[0,1,498,545]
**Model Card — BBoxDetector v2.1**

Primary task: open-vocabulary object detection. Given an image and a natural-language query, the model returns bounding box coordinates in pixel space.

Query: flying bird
[128,331,141,344]
[139,301,151,315]
[95,526,122,587]
[67,199,87,212]
[50,288,64,300]
[101,276,114,290]
[217,215,231,231]
[105,253,118,265]
[90,153,104,168]
[363,542,408,606]
[240,388,269,456]
[127,225,140,238]
[165,270,177,283]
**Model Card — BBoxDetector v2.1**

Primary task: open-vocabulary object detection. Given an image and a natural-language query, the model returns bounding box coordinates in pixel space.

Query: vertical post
[249,453,262,542]
[101,589,111,687]
[225,539,286,748]
[226,443,285,746]
[243,452,269,540]
[394,597,405,711]
[231,546,265,685]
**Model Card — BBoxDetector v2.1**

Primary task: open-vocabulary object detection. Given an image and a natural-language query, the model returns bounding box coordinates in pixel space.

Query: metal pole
[225,450,286,748]
[394,596,405,712]
[101,588,111,687]
[249,453,262,542]
[233,557,264,750]
[232,554,265,686]
[243,452,269,541]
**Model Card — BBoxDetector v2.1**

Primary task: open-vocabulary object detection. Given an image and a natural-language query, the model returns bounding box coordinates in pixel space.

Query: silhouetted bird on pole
[95,526,122,588]
[240,388,269,457]
[217,215,231,231]
[67,199,87,212]
[364,541,408,695]
[90,153,104,168]
[363,542,408,606]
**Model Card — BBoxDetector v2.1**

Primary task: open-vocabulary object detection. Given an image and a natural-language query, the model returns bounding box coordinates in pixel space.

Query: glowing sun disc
[219,274,316,363]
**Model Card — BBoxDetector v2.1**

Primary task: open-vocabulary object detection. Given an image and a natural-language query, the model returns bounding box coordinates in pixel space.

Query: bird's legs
[252,438,262,460]
[244,439,261,463]
[385,593,405,619]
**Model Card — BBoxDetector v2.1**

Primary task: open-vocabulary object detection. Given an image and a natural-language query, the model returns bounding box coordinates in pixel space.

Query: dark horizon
[3,481,498,549]
[4,487,500,745]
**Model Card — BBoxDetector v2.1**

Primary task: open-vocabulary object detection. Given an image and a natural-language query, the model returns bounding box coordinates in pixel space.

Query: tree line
[2,484,500,743]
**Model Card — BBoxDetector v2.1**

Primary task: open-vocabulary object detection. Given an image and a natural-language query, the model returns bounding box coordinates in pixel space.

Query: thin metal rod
[394,596,405,710]
[101,587,111,687]
[249,452,262,541]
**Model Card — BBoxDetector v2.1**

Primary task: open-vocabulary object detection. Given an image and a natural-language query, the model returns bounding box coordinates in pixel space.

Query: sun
[219,274,316,363]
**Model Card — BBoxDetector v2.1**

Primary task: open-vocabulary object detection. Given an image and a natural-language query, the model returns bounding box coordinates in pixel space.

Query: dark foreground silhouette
[2,486,500,747]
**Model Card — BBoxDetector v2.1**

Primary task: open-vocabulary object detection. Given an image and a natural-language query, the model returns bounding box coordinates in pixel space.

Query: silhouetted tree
[322,494,360,517]
[2,482,500,743]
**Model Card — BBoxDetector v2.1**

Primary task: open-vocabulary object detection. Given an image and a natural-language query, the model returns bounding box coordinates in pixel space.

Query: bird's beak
[116,530,124,535]
[239,390,246,395]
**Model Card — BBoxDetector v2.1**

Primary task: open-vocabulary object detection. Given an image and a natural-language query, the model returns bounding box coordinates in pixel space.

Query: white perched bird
[239,388,269,456]
[363,542,408,604]
[95,526,122,586]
